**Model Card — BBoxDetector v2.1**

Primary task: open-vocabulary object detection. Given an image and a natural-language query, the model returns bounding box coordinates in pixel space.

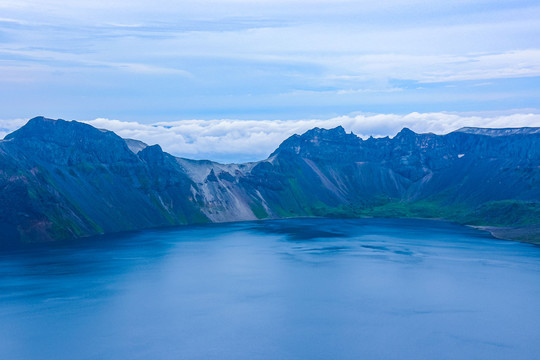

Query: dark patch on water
[361,244,389,251]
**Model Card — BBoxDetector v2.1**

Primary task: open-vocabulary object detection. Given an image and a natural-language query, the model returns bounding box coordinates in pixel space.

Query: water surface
[1,218,539,359]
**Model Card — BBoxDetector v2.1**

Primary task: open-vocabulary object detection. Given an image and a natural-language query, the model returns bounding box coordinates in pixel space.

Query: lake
[1,218,539,359]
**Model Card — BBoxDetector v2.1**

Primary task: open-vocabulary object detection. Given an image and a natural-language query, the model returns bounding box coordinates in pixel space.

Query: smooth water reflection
[1,218,539,359]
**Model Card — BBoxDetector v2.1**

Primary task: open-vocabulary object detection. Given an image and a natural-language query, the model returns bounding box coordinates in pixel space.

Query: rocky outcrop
[1,116,538,245]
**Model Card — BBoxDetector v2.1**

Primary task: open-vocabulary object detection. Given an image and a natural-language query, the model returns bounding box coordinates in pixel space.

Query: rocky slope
[1,117,539,245]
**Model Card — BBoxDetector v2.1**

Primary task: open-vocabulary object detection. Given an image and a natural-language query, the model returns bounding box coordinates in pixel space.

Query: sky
[1,0,539,162]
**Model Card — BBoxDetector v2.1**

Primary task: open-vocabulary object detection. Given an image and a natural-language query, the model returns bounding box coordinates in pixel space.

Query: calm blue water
[1,218,539,360]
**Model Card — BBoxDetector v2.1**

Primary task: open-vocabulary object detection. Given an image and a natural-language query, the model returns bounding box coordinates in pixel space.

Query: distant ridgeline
[1,116,539,245]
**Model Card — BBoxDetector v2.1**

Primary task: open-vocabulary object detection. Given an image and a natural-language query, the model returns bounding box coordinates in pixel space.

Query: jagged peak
[393,127,417,139]
[269,125,361,158]
[303,125,347,138]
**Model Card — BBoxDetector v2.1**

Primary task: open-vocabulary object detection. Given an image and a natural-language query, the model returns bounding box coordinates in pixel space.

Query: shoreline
[469,224,540,245]
[4,215,539,248]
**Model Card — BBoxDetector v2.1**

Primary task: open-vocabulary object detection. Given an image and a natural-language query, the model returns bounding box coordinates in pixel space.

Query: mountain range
[1,116,539,246]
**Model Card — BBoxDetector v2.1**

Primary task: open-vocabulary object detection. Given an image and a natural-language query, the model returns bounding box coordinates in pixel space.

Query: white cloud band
[2,112,539,163]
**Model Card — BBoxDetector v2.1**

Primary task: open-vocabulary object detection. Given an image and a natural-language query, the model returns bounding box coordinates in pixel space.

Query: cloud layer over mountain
[3,112,539,163]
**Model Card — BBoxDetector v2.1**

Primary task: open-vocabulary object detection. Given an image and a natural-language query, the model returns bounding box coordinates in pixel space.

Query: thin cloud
[1,1,540,121]
[0,48,193,78]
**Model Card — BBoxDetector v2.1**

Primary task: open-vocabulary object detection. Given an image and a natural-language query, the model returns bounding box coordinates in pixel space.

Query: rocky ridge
[1,117,538,245]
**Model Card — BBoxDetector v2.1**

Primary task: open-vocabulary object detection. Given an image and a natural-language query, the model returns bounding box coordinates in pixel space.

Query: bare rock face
[1,117,539,245]
[0,117,208,244]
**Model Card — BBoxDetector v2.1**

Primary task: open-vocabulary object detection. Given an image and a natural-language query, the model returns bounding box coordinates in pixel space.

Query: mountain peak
[6,116,56,138]
[328,125,346,134]
[1,117,539,244]
[304,126,347,138]
[28,115,48,123]
[394,127,417,138]
[5,117,95,142]
[4,116,136,164]
[269,125,361,159]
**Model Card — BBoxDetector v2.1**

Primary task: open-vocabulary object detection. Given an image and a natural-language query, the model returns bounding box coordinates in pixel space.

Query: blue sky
[1,0,540,161]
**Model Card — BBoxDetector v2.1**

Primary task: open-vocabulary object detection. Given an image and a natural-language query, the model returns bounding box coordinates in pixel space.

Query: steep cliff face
[1,117,539,245]
[0,117,208,243]
[249,125,539,218]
